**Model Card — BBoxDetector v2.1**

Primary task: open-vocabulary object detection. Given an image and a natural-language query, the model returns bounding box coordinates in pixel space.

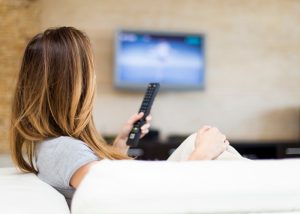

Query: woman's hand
[113,112,152,154]
[188,126,229,160]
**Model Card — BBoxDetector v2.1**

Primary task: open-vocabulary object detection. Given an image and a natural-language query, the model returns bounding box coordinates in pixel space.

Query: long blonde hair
[10,27,128,173]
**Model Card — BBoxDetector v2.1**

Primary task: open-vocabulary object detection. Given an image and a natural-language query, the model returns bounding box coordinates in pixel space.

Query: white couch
[72,159,300,214]
[1,160,300,214]
[0,167,70,214]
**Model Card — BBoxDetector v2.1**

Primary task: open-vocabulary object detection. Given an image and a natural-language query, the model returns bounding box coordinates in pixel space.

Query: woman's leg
[167,133,247,161]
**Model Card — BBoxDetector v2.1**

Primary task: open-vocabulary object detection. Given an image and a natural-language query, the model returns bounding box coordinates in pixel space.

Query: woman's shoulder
[41,136,84,144]
[36,136,97,162]
[35,136,99,188]
[37,136,87,151]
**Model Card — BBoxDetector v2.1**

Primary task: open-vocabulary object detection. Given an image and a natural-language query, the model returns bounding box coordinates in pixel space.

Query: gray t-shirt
[35,136,99,206]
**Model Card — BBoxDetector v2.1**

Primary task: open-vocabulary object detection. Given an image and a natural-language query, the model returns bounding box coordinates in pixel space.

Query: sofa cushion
[0,167,70,214]
[72,159,300,214]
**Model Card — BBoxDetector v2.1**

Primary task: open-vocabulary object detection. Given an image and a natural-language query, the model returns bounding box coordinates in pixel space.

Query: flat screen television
[114,30,205,90]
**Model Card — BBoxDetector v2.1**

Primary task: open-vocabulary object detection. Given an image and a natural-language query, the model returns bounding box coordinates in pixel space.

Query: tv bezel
[114,29,206,91]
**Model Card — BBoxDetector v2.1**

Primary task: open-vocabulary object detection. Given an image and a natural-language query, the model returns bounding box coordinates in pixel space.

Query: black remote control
[126,83,160,147]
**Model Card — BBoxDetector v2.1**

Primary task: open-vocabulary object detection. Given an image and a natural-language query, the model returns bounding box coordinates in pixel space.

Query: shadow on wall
[251,107,300,141]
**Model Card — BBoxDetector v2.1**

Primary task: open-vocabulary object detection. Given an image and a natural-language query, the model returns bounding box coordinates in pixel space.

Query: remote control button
[129,133,135,139]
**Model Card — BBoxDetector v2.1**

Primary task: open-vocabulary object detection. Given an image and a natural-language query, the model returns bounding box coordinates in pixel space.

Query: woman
[10,27,229,206]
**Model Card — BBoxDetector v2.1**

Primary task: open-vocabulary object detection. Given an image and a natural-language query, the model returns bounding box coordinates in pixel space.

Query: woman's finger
[127,112,144,125]
[146,114,152,120]
[221,134,226,142]
[199,125,212,134]
[224,140,230,149]
[140,129,149,136]
[141,123,151,130]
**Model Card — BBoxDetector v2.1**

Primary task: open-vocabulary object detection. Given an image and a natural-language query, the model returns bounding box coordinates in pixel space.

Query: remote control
[126,83,160,147]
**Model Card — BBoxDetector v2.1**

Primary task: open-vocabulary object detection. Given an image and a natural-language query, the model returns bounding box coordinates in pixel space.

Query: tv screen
[114,30,205,90]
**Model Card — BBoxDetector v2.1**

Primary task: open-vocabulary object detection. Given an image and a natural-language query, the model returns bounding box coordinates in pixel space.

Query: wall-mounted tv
[114,29,205,90]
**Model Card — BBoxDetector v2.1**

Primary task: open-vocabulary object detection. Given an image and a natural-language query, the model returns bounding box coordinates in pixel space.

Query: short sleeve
[36,136,100,189]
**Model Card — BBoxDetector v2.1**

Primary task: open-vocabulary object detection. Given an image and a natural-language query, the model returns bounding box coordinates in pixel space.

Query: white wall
[41,0,300,140]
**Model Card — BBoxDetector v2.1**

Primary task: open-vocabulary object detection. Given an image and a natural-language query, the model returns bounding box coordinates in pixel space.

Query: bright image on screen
[115,31,205,89]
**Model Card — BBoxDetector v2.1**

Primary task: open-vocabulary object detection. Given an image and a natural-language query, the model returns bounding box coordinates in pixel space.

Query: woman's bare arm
[70,161,98,188]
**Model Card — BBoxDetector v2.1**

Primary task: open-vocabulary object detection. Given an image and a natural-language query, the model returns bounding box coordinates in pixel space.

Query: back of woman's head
[11,27,127,173]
